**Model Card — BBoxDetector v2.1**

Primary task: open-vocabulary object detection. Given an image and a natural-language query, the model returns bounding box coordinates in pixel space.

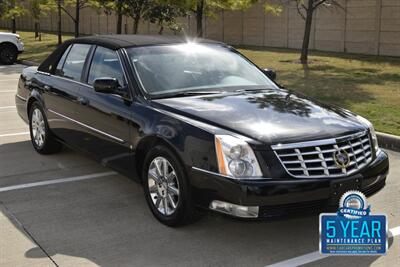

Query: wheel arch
[0,41,18,50]
[26,92,44,117]
[135,135,186,182]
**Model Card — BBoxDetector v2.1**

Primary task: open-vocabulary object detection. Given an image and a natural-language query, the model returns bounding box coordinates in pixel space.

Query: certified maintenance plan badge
[320,190,387,255]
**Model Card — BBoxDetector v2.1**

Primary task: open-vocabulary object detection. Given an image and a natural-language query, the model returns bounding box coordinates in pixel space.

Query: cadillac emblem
[333,149,350,168]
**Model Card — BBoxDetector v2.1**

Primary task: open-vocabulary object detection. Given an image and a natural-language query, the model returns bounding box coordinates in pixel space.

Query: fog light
[209,200,259,218]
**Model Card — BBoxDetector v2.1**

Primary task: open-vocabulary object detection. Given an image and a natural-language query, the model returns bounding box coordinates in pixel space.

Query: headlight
[357,115,379,153]
[215,135,262,178]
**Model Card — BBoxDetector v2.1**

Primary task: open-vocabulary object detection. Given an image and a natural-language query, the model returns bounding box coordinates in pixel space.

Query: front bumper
[190,150,389,218]
[17,41,24,53]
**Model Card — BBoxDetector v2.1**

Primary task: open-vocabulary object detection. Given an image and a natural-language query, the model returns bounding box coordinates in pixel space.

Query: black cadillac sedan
[15,35,389,226]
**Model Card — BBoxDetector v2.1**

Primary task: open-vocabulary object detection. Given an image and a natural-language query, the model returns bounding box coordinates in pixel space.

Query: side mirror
[93,78,119,94]
[263,68,277,81]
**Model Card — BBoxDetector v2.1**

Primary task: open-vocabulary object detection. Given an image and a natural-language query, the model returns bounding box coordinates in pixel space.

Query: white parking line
[265,226,400,267]
[0,132,29,137]
[0,106,15,109]
[0,171,117,193]
[0,79,19,81]
[0,90,15,93]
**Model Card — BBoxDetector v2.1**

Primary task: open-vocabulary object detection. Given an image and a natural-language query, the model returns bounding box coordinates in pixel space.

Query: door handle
[77,97,89,105]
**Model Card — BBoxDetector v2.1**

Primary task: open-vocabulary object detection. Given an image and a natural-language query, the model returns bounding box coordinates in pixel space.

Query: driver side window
[88,46,126,88]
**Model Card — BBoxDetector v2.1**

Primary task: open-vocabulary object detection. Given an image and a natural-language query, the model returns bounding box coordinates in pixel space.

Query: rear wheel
[29,102,62,154]
[143,145,196,226]
[0,44,17,64]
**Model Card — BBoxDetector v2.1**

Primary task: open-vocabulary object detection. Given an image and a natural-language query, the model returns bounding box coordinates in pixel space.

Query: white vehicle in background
[0,32,24,64]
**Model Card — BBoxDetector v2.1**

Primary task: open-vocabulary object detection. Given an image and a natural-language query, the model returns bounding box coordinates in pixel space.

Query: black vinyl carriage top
[38,34,223,73]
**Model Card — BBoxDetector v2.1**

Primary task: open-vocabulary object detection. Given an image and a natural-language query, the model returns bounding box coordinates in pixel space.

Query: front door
[73,46,134,176]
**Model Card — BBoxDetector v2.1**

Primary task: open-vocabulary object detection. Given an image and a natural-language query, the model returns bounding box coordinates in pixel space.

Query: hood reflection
[154,89,365,144]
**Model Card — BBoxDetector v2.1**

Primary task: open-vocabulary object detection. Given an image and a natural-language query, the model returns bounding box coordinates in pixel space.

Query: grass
[4,29,400,135]
[238,46,400,136]
[12,29,74,63]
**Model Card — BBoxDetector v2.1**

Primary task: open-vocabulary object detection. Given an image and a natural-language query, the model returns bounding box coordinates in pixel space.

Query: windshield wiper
[155,91,221,99]
[234,88,272,92]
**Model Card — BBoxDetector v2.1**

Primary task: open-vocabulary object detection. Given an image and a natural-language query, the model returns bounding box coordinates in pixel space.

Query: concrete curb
[18,60,38,66]
[377,132,400,152]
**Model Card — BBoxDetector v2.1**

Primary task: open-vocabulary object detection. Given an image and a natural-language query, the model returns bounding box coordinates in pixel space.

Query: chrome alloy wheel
[31,108,45,148]
[148,156,180,216]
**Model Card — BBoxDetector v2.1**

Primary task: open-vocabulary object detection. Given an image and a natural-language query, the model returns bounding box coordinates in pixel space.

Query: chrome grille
[272,131,373,178]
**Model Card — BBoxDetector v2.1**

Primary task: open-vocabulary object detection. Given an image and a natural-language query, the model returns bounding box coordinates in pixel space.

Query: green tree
[144,2,186,34]
[166,0,257,37]
[57,0,62,44]
[0,0,26,33]
[123,0,153,34]
[61,0,100,37]
[281,0,342,64]
[29,0,57,40]
[98,0,125,34]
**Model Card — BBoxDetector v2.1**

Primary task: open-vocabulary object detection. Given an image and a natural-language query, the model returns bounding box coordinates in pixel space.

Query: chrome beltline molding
[48,109,125,143]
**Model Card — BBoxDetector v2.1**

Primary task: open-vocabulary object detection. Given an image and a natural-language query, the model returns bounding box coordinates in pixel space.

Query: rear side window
[55,45,71,75]
[88,46,125,87]
[55,44,91,81]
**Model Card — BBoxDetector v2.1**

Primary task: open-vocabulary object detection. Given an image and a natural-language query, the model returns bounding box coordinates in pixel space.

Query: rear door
[73,46,133,175]
[44,43,93,146]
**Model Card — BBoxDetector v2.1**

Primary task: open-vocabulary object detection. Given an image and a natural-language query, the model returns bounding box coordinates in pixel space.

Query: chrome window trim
[37,70,50,76]
[192,166,269,181]
[48,109,125,143]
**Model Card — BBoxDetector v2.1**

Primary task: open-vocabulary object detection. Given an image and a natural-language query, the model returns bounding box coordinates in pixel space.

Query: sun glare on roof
[173,42,213,54]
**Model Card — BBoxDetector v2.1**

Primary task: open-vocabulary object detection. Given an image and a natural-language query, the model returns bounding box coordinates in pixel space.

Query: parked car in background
[0,32,24,64]
[15,35,389,226]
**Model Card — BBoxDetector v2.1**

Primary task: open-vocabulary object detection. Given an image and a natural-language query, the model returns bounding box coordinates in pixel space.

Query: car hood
[0,32,18,37]
[153,89,367,145]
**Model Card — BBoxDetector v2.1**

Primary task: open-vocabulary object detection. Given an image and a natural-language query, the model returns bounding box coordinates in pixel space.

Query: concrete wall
[1,0,399,56]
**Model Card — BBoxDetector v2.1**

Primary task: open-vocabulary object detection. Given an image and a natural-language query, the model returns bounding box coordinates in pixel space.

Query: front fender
[133,103,219,175]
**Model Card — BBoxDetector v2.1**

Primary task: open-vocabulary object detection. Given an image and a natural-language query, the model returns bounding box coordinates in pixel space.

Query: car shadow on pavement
[0,140,393,267]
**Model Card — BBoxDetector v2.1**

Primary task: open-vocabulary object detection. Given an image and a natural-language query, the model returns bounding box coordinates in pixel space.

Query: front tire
[143,145,196,226]
[29,102,62,154]
[0,44,18,65]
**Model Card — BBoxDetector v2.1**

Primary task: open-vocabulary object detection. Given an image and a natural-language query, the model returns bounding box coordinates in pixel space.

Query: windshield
[127,43,277,97]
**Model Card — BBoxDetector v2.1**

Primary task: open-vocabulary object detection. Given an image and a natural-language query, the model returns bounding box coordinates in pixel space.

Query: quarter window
[55,44,91,81]
[88,46,125,87]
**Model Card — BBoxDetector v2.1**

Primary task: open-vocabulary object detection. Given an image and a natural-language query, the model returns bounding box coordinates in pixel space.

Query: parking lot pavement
[0,65,399,267]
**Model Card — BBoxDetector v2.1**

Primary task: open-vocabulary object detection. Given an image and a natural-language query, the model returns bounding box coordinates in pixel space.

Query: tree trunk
[11,17,16,33]
[116,1,122,34]
[300,0,314,64]
[75,0,80,37]
[38,23,41,41]
[57,0,62,45]
[159,25,164,35]
[133,13,140,34]
[196,0,204,37]
[34,22,39,38]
